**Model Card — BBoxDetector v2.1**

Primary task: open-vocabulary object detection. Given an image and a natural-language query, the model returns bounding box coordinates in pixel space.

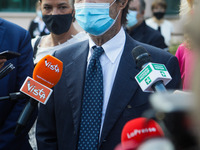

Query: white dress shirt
[146,18,174,46]
[32,32,89,64]
[88,27,126,135]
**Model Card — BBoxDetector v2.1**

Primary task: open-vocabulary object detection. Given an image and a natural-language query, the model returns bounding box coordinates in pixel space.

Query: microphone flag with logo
[20,55,63,104]
[15,55,63,135]
[121,117,164,149]
[33,55,63,88]
[132,46,171,92]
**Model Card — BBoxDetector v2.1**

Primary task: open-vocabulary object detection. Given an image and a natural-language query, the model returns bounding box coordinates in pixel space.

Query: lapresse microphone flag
[20,55,63,104]
[121,118,164,149]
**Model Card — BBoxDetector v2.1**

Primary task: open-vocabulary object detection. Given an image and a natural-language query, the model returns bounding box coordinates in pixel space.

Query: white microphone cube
[135,63,172,92]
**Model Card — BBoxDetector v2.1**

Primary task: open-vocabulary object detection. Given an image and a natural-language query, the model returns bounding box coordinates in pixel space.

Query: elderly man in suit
[0,18,35,149]
[126,0,167,50]
[36,0,181,149]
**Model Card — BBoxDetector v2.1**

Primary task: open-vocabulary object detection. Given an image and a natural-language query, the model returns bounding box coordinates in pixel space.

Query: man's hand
[0,59,7,69]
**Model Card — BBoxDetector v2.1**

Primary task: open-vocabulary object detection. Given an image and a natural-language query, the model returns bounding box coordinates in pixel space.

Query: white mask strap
[110,0,117,7]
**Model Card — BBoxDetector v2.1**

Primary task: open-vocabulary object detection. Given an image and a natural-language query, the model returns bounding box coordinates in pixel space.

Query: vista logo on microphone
[20,77,53,104]
[27,80,45,99]
[33,55,63,88]
[45,59,59,73]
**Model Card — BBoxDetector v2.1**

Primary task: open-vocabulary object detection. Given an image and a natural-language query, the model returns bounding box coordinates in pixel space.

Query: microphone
[137,138,175,150]
[149,92,198,149]
[132,46,172,92]
[15,55,63,135]
[0,63,15,79]
[121,117,164,149]
[0,92,27,101]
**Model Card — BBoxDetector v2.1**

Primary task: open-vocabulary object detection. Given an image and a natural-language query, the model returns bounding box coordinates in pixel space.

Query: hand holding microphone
[0,51,21,79]
[0,63,15,79]
[0,58,6,69]
[15,55,63,135]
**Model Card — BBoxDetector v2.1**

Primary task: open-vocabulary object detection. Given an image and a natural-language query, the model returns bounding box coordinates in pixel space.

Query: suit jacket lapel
[64,41,89,135]
[100,34,140,145]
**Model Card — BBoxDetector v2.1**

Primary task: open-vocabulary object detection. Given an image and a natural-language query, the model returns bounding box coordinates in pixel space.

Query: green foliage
[169,43,181,55]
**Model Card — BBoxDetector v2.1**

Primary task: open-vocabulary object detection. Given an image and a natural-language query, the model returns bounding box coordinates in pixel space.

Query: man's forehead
[42,0,69,2]
[130,0,139,5]
[129,0,140,8]
[42,0,72,5]
[75,0,112,3]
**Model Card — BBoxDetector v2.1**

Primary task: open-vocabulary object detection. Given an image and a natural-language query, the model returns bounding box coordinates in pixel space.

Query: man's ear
[141,10,145,15]
[39,1,43,12]
[72,9,76,22]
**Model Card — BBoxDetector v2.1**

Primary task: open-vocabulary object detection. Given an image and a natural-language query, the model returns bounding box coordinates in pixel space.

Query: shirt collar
[88,27,126,63]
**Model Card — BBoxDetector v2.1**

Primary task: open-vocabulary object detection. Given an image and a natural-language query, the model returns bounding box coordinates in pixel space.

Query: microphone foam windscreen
[121,117,164,148]
[132,46,152,69]
[33,55,63,88]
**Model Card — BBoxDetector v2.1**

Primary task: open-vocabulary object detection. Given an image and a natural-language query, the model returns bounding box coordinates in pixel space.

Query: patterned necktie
[77,46,104,150]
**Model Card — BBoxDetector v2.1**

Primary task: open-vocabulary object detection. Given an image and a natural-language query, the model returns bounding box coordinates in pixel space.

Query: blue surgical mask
[126,10,138,28]
[75,0,120,36]
[37,10,42,19]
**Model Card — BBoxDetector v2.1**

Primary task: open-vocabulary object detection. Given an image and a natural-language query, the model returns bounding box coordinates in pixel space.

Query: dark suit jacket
[36,33,181,150]
[0,18,35,150]
[127,21,167,49]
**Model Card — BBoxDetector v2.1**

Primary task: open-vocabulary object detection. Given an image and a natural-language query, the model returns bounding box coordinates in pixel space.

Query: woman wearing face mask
[146,0,173,48]
[32,0,88,65]
[29,0,88,149]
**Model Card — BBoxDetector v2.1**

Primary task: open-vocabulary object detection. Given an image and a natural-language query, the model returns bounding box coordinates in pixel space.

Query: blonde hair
[180,0,194,49]
[180,0,194,16]
[184,0,200,147]
[151,0,167,11]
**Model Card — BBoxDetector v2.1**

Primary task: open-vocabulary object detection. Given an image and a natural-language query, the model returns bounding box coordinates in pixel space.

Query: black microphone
[0,63,15,79]
[15,55,63,135]
[132,46,167,92]
[0,92,27,101]
[15,97,38,135]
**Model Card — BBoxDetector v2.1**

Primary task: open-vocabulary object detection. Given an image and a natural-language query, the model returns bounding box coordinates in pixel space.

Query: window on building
[165,0,181,15]
[0,0,181,14]
[0,0,37,12]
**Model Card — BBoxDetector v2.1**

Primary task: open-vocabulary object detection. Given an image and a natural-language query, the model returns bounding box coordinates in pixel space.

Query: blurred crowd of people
[1,0,200,150]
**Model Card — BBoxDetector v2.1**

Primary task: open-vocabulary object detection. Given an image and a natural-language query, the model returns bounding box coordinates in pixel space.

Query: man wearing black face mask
[31,0,88,64]
[146,0,173,49]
